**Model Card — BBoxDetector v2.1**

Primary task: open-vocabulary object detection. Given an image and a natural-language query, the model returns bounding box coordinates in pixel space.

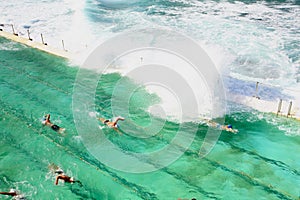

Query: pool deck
[229,94,300,121]
[0,30,72,59]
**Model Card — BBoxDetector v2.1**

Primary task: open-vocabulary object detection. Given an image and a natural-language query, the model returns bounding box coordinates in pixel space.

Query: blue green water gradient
[0,37,300,199]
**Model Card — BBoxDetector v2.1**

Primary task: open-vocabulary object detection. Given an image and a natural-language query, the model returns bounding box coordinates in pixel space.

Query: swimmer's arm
[0,192,10,195]
[45,114,50,121]
[98,118,106,123]
[55,176,60,185]
[232,129,239,133]
[0,192,16,196]
[228,128,238,133]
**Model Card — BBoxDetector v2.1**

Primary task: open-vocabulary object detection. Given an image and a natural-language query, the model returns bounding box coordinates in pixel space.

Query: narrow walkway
[0,30,71,59]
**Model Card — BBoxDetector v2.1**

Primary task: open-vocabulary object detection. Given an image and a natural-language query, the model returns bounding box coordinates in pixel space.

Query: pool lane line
[226,141,300,177]
[0,129,98,200]
[0,78,217,198]
[0,175,34,197]
[0,77,74,123]
[0,88,215,199]
[0,62,298,198]
[2,63,71,95]
[0,64,126,127]
[1,99,211,199]
[1,92,297,200]
[111,123,297,200]
[0,76,297,199]
[113,116,300,180]
[0,132,95,200]
[203,157,296,200]
[2,63,131,122]
[0,100,158,200]
[1,105,156,199]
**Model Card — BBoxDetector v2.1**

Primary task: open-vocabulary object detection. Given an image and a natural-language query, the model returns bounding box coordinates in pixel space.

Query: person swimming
[98,116,125,129]
[42,114,65,133]
[55,174,81,186]
[223,124,238,133]
[0,189,17,196]
[203,119,238,133]
[0,189,26,199]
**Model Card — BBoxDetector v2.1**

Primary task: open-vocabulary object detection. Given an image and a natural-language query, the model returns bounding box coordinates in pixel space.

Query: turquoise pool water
[0,37,299,200]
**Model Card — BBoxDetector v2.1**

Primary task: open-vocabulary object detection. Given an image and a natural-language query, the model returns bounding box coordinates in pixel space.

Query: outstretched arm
[112,117,125,127]
[55,176,60,185]
[230,129,239,134]
[0,191,17,196]
[98,118,109,124]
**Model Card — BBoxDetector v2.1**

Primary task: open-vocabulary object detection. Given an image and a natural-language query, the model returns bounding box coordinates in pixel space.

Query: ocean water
[1,0,300,199]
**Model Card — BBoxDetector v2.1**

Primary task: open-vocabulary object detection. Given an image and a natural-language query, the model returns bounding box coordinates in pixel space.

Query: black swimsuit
[51,125,60,131]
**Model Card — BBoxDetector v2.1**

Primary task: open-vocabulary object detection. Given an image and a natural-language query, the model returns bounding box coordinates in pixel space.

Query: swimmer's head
[9,188,16,193]
[227,124,233,129]
[55,169,64,174]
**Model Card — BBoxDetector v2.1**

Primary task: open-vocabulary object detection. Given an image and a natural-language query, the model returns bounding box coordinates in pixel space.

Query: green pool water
[0,37,299,200]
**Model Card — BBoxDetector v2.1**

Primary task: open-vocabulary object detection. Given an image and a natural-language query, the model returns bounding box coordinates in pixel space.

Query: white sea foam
[103,48,214,122]
[1,0,299,121]
[88,111,97,118]
[72,135,83,143]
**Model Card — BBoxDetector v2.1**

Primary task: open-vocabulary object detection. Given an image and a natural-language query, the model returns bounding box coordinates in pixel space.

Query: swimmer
[0,189,26,199]
[55,174,81,186]
[223,124,238,133]
[0,189,17,196]
[98,116,125,129]
[203,119,238,133]
[42,114,65,133]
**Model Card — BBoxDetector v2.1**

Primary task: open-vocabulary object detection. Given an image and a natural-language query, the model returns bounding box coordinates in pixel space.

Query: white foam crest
[0,0,74,52]
[104,48,213,122]
[139,0,299,89]
[1,0,299,122]
[0,0,103,64]
[198,41,235,75]
[265,114,300,136]
[95,0,140,8]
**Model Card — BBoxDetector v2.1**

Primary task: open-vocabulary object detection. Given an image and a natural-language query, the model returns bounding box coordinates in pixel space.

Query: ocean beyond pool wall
[0,30,71,59]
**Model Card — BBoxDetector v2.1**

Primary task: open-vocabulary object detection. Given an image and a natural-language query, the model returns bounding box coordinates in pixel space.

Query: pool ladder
[276,99,294,118]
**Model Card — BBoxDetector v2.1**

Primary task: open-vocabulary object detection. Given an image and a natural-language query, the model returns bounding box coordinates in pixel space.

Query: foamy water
[1,0,300,120]
[1,1,300,199]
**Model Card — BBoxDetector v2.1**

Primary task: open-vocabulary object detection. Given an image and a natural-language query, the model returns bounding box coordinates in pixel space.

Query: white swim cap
[10,188,16,193]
